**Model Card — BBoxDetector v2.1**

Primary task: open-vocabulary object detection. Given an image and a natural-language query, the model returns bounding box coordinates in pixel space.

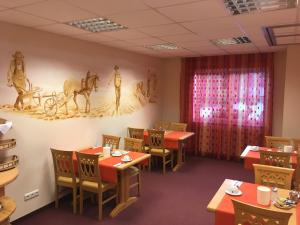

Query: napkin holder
[103,146,111,156]
[283,145,293,153]
[257,186,271,206]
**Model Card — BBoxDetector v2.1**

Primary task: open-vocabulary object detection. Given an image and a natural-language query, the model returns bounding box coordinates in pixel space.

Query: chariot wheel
[44,97,58,116]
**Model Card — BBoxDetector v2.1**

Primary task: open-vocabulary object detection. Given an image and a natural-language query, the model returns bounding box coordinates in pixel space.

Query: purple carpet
[13,157,253,225]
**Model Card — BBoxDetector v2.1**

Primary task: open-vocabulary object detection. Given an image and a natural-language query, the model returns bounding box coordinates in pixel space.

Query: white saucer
[121,158,132,162]
[112,153,122,157]
[250,147,260,152]
[225,189,242,196]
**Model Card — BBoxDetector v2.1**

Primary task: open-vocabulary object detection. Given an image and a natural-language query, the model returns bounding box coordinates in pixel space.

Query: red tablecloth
[144,130,189,149]
[73,147,148,184]
[243,147,297,170]
[215,182,300,225]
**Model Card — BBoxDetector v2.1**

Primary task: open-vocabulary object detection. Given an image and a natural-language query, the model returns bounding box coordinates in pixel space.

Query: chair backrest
[169,122,187,132]
[128,127,144,140]
[124,137,144,152]
[102,134,121,149]
[259,150,291,168]
[75,152,101,185]
[265,136,292,148]
[292,138,300,152]
[232,199,292,225]
[50,148,76,182]
[148,129,165,149]
[154,121,170,130]
[253,164,294,189]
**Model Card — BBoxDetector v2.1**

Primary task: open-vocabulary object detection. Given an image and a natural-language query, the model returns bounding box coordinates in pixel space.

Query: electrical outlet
[24,189,39,201]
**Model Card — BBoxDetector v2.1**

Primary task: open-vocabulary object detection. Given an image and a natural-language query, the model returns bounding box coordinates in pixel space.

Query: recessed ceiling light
[211,36,251,45]
[224,0,297,15]
[147,43,179,50]
[67,17,127,33]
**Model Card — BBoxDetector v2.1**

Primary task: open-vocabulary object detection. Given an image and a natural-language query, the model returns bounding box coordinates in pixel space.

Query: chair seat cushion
[57,176,79,186]
[150,148,170,155]
[81,180,115,191]
[128,166,140,176]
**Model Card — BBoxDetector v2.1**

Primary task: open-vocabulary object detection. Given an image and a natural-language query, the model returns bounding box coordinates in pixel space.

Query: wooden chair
[148,129,173,174]
[124,137,145,196]
[253,164,294,189]
[102,134,121,149]
[128,127,150,152]
[169,122,187,131]
[76,152,118,220]
[295,154,300,191]
[265,136,292,148]
[232,199,292,225]
[292,138,300,153]
[259,151,291,168]
[50,148,79,214]
[154,121,170,130]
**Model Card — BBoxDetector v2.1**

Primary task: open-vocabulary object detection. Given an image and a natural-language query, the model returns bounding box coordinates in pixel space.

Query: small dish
[250,146,260,152]
[225,189,242,196]
[112,152,122,157]
[121,158,132,162]
[274,198,295,210]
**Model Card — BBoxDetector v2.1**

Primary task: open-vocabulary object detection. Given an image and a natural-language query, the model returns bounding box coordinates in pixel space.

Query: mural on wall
[0,51,159,120]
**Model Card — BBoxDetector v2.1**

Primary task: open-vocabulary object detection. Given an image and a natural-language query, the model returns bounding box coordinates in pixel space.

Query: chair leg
[72,187,77,214]
[79,188,83,215]
[148,157,151,171]
[54,185,59,208]
[163,156,166,174]
[98,192,103,221]
[171,152,174,168]
[137,173,141,197]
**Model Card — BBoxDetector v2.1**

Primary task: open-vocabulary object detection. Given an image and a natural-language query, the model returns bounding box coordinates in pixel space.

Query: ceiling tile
[103,29,149,40]
[276,36,296,45]
[109,9,173,28]
[0,0,45,8]
[258,45,287,52]
[185,44,223,51]
[157,1,228,22]
[0,9,54,27]
[17,0,96,22]
[66,0,149,16]
[75,33,117,43]
[177,40,215,48]
[36,23,90,36]
[244,27,267,44]
[160,33,205,43]
[181,17,241,34]
[138,23,189,37]
[218,43,259,53]
[101,40,137,49]
[234,8,298,28]
[0,6,7,10]
[143,0,197,8]
[190,48,227,56]
[126,37,165,46]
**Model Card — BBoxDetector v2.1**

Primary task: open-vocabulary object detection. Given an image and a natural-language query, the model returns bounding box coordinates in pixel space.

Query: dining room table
[240,145,298,170]
[73,147,150,218]
[143,130,194,172]
[207,179,300,225]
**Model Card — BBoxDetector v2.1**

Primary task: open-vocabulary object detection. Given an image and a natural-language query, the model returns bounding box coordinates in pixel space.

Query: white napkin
[0,121,12,135]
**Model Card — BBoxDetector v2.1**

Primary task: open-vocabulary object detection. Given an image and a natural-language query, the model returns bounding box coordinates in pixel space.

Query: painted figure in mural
[7,51,31,110]
[147,70,158,103]
[113,65,121,113]
[63,71,99,114]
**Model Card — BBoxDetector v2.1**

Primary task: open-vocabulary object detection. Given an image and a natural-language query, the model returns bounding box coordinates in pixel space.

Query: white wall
[282,45,300,138]
[0,22,163,220]
[161,58,181,122]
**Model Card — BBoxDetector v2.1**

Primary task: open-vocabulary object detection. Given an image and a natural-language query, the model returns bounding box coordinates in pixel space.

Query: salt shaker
[271,187,278,203]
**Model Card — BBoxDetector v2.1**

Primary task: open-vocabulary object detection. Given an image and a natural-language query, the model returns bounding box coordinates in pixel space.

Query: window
[193,71,266,127]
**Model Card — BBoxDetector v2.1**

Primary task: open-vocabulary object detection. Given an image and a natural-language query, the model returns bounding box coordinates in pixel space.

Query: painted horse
[62,71,99,114]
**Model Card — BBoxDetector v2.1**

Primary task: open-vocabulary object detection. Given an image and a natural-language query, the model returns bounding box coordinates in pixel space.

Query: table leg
[110,169,137,218]
[173,140,183,172]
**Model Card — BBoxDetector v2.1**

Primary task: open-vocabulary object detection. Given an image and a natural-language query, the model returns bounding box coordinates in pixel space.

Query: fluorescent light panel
[224,0,297,15]
[147,43,178,50]
[211,36,251,45]
[67,17,127,33]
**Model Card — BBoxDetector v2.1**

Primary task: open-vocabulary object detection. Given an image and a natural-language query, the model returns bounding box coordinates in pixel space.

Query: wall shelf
[0,168,19,188]
[0,196,16,223]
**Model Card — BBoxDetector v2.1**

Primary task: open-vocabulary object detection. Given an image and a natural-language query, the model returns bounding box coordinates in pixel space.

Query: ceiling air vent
[224,0,297,15]
[211,36,251,45]
[67,17,127,33]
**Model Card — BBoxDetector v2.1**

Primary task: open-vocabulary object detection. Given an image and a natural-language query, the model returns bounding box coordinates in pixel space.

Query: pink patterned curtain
[181,53,273,160]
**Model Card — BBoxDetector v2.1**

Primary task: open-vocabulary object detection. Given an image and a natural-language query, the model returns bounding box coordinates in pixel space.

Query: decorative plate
[225,189,242,196]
